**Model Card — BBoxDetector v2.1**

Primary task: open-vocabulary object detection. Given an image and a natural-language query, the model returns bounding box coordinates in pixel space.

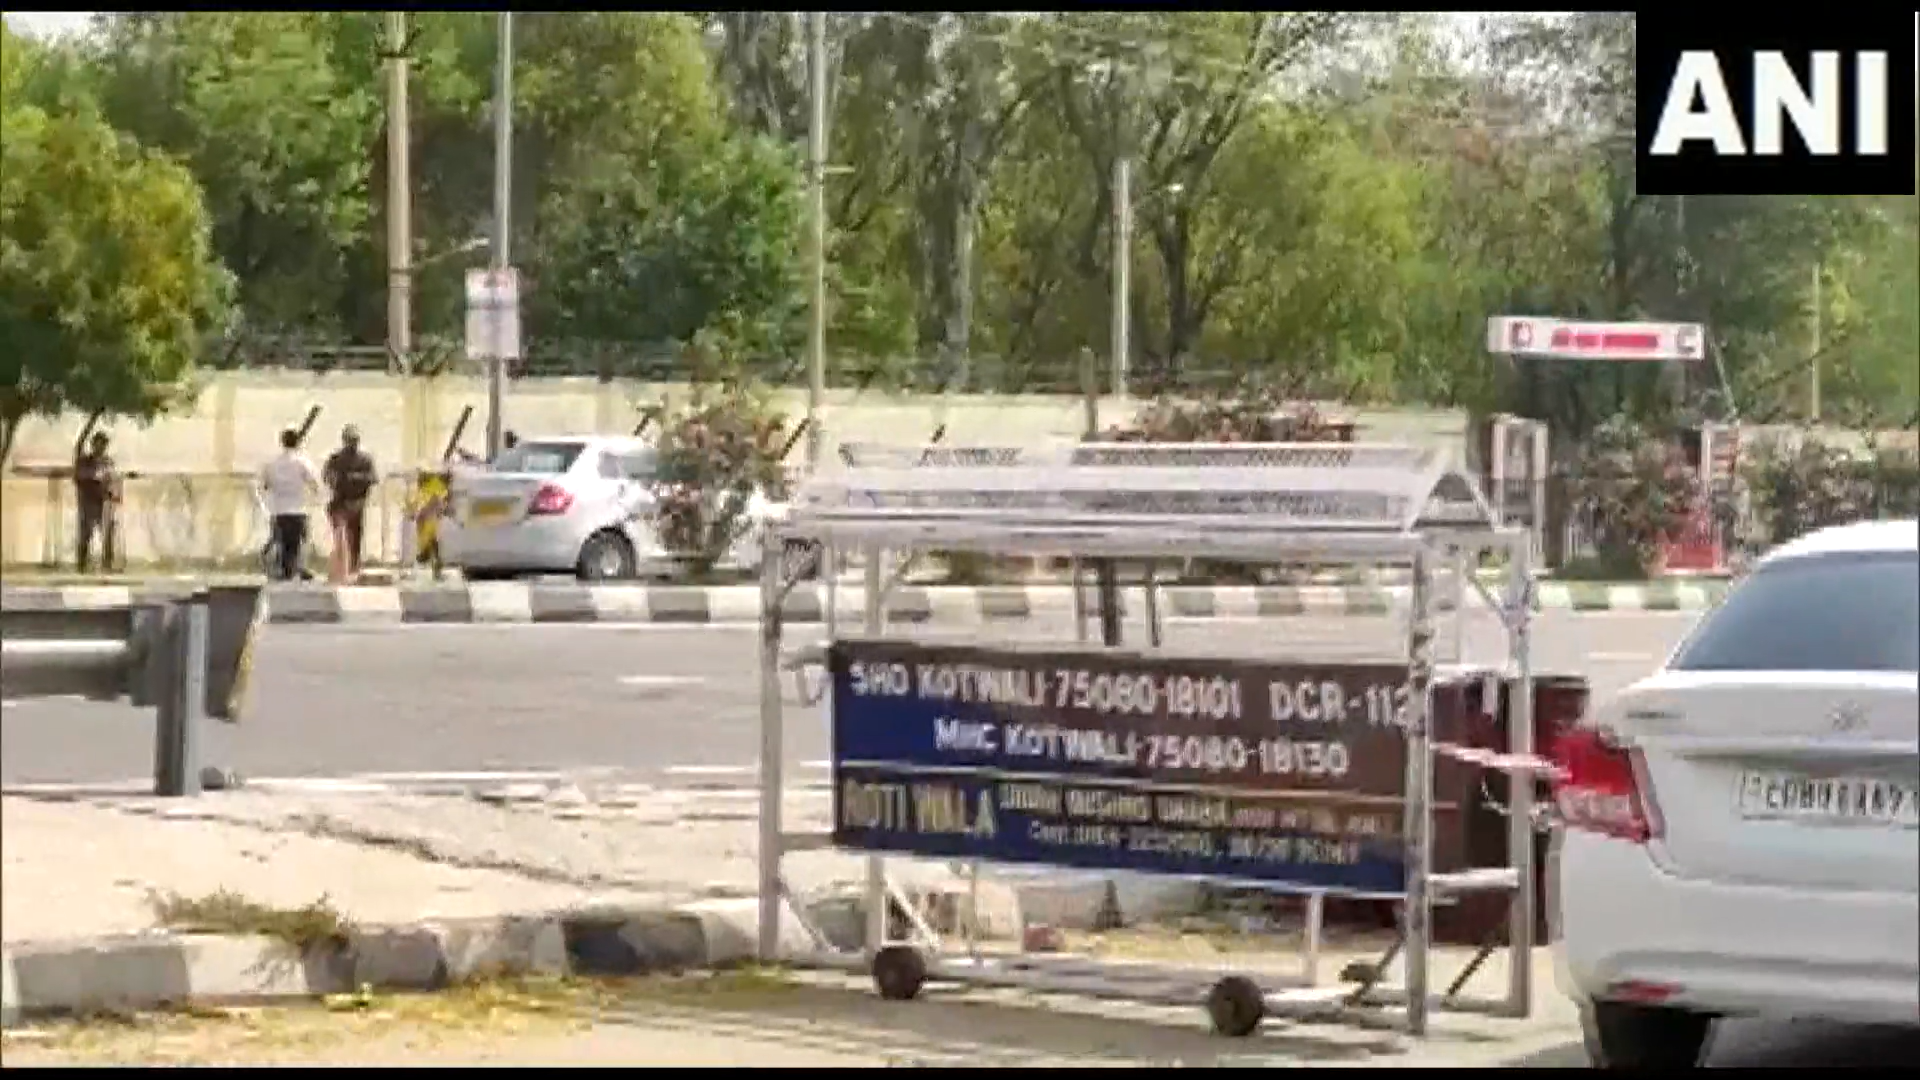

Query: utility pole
[804,11,828,471]
[1110,154,1131,401]
[1093,77,1134,651]
[385,12,412,376]
[1809,262,1823,424]
[485,12,515,460]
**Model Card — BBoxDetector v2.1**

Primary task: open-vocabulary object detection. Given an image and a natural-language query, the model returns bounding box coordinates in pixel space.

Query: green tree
[535,133,806,370]
[88,13,374,342]
[1029,12,1364,378]
[1824,184,1920,424]
[0,61,232,463]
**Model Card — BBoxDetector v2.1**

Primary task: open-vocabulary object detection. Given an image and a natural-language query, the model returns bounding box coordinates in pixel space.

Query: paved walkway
[0,797,668,945]
[5,793,1910,1068]
[0,967,1585,1068]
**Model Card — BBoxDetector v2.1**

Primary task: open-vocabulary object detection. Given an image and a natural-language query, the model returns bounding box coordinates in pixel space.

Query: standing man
[322,425,377,584]
[73,430,120,573]
[261,427,320,581]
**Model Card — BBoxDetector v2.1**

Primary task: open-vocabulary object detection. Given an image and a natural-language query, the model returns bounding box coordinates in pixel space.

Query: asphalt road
[1,610,1697,787]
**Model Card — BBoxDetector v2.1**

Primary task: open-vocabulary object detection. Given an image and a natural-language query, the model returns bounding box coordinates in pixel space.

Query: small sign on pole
[1487,316,1706,362]
[464,267,522,362]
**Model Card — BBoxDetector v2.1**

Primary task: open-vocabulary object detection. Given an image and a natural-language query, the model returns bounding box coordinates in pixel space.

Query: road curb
[0,876,1202,1027]
[2,580,1729,625]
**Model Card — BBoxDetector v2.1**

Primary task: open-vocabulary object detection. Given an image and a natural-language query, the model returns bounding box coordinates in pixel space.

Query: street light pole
[1809,261,1822,424]
[385,12,412,376]
[485,11,515,461]
[804,11,828,471]
[1097,144,1132,651]
[1110,153,1131,401]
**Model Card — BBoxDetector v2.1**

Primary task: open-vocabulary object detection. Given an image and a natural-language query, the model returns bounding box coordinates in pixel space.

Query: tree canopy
[0,19,232,463]
[3,11,1915,450]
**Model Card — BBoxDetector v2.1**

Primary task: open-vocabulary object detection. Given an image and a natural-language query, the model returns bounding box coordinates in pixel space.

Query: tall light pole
[385,12,412,375]
[1809,262,1823,424]
[485,12,515,460]
[1110,154,1131,401]
[804,11,828,471]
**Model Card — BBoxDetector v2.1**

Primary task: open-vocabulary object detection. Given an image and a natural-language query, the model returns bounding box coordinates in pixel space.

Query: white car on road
[1552,518,1919,1068]
[441,435,784,581]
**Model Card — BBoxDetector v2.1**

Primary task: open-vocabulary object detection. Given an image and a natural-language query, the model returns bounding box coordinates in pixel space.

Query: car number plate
[468,497,514,525]
[1735,771,1920,829]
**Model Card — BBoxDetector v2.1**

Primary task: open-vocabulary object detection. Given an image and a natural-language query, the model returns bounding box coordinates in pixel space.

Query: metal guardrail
[0,585,264,796]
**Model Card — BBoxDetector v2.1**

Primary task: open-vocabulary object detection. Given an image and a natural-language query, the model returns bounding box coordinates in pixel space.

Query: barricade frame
[756,443,1544,1038]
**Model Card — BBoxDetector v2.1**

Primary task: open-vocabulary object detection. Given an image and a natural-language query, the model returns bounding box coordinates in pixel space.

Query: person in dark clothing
[489,429,519,463]
[73,431,119,573]
[460,430,518,466]
[322,425,377,583]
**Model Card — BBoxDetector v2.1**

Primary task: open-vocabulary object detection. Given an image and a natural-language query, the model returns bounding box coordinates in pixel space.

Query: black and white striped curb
[2,579,1728,626]
[0,873,1196,1027]
[0,899,754,1027]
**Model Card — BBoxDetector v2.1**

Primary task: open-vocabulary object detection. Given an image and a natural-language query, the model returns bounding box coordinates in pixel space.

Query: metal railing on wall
[3,469,423,570]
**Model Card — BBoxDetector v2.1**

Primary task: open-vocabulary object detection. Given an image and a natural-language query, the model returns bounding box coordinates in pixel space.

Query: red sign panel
[1488,317,1707,362]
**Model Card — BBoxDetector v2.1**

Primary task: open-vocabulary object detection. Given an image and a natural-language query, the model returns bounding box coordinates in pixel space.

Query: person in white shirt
[260,428,321,581]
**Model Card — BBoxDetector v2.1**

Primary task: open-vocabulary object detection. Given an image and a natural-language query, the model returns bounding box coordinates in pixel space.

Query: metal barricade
[758,442,1553,1039]
[1,585,264,796]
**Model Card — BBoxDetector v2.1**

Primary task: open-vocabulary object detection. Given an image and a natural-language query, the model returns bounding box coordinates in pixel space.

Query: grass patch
[0,968,798,1067]
[148,890,354,953]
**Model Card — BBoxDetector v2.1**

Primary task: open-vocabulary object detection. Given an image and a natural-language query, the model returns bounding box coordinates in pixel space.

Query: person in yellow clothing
[411,469,451,578]
[413,430,518,578]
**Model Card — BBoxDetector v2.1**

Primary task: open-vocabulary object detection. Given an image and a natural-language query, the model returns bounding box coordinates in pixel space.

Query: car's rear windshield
[494,441,584,475]
[1670,551,1920,673]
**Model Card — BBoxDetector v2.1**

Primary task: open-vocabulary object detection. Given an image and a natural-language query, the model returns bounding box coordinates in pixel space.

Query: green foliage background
[3,12,1915,464]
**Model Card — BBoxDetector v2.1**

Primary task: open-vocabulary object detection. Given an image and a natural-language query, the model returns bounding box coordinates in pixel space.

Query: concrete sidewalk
[1,789,1586,1066]
[0,789,1190,1026]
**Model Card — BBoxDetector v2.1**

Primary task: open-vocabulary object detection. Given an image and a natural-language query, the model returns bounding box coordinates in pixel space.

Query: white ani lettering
[1650,50,1889,158]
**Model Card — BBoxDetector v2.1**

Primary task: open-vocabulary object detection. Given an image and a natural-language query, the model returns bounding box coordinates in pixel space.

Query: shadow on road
[1502,1018,1920,1068]
[581,977,1577,1068]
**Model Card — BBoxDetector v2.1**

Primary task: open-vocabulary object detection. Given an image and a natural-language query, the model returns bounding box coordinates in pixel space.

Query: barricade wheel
[1206,975,1265,1038]
[872,944,928,1001]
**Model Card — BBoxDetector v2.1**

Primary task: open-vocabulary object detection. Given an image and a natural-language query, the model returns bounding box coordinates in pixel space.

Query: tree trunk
[0,413,19,472]
[1157,224,1200,385]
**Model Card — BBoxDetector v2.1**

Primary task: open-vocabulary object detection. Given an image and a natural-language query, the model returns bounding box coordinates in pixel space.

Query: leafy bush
[1864,444,1920,518]
[1115,386,1353,443]
[1566,414,1700,577]
[650,338,792,575]
[1107,387,1353,584]
[1743,435,1920,548]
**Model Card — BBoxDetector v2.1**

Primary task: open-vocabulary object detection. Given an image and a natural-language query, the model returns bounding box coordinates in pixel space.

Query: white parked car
[440,435,785,581]
[1552,518,1919,1068]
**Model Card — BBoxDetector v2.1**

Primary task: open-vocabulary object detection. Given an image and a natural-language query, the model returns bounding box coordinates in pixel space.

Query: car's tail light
[1550,727,1660,843]
[527,484,573,516]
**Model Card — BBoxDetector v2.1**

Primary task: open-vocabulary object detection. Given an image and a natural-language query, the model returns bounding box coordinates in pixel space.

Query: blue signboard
[829,639,1416,894]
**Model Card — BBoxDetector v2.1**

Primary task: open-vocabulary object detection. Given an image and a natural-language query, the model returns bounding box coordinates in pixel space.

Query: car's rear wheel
[577,530,636,582]
[1582,1001,1716,1069]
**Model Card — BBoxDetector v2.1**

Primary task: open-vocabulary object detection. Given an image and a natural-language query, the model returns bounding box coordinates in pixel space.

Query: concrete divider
[1,579,1729,629]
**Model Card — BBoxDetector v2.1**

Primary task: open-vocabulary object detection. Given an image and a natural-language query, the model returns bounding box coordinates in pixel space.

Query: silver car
[441,435,779,581]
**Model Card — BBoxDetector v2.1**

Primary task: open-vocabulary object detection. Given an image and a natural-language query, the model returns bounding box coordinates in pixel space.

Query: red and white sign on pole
[1487,316,1706,363]
[464,267,522,362]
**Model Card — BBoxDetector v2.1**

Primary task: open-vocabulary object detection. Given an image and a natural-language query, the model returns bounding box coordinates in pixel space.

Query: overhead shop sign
[1487,316,1706,362]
